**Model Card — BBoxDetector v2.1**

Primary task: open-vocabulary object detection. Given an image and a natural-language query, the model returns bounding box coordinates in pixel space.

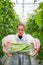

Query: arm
[30,39,40,57]
[2,40,13,57]
[2,36,13,57]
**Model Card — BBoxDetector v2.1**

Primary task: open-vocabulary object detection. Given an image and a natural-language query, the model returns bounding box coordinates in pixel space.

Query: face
[17,25,25,36]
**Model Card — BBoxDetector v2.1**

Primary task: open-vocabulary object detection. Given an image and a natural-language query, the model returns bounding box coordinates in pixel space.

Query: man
[2,23,39,65]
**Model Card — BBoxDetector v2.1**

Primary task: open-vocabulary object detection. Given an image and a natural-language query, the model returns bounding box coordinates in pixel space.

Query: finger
[4,40,10,46]
[7,54,13,57]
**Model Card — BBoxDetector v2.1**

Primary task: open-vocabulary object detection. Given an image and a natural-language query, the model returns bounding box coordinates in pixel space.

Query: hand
[6,53,13,57]
[29,52,35,57]
[3,45,14,57]
[29,50,38,57]
[3,40,13,57]
[4,40,10,47]
[3,40,15,57]
[3,47,13,57]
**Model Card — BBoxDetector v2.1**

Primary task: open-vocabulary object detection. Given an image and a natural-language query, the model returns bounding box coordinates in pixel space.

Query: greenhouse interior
[0,0,43,65]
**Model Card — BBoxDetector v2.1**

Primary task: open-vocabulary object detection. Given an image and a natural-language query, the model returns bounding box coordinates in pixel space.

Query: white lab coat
[2,33,40,65]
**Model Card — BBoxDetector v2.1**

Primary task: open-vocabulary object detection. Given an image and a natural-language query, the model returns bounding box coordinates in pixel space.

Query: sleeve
[2,35,12,46]
[26,34,34,44]
[34,38,40,48]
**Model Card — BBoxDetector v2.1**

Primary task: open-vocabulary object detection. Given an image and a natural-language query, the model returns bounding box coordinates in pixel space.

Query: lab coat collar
[15,32,25,40]
[16,32,25,37]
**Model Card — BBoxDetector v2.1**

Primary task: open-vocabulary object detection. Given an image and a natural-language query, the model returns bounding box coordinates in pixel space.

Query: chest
[15,36,32,45]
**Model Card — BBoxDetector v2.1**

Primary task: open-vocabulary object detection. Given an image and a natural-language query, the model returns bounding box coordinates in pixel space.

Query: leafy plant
[25,2,43,61]
[0,0,20,57]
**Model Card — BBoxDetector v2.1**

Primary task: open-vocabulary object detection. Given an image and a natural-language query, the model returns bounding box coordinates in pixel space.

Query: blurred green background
[25,2,43,61]
[0,0,20,57]
[0,0,43,65]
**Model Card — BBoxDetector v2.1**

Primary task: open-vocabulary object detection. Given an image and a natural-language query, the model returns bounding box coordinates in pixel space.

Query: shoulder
[23,34,34,43]
[2,34,15,42]
[25,34,34,42]
[6,34,15,37]
[34,38,40,47]
[25,34,33,39]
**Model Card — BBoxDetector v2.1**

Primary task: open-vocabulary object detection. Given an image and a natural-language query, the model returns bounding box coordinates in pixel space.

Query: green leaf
[35,12,42,28]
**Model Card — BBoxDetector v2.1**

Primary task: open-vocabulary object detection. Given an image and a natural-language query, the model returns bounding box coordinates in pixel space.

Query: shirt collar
[16,32,25,37]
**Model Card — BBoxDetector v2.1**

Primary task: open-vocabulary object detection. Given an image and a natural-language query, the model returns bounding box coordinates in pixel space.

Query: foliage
[0,0,20,57]
[25,2,43,60]
[0,59,2,65]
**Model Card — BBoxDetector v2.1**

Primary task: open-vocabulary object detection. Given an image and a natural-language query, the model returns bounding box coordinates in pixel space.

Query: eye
[18,29,24,31]
[18,29,21,31]
[21,29,24,31]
